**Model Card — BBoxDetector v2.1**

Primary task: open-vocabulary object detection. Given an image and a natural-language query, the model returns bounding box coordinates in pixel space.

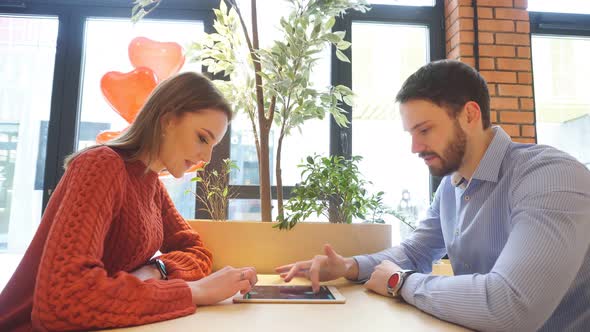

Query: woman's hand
[188,266,257,306]
[129,264,162,281]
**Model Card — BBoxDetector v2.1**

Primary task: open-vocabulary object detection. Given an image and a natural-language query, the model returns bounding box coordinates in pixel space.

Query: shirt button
[464,195,470,201]
[454,230,460,236]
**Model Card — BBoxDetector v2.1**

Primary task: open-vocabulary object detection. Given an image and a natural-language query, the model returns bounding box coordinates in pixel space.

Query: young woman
[0,72,257,331]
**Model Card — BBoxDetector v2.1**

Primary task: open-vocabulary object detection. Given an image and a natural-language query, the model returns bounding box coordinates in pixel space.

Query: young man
[276,60,590,331]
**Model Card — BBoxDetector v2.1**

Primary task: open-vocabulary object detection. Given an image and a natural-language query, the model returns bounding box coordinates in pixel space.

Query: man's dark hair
[395,60,491,129]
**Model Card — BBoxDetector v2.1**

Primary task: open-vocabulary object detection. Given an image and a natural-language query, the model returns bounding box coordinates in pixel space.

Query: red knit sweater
[0,146,212,331]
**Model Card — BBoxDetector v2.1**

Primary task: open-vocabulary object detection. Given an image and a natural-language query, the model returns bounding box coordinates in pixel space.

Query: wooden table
[110,274,469,332]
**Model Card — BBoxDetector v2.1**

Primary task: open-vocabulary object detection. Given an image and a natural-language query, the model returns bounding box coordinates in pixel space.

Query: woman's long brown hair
[64,72,232,169]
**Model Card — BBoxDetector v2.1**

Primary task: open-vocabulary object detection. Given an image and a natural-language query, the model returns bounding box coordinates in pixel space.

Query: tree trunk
[275,132,285,221]
[328,194,343,223]
[251,0,272,222]
[258,128,272,222]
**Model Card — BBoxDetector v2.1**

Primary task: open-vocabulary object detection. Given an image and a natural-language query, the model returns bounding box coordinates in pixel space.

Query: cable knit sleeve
[157,181,213,280]
[31,148,195,331]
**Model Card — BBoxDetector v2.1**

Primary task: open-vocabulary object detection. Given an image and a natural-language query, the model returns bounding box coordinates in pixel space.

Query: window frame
[529,11,590,171]
[530,11,590,37]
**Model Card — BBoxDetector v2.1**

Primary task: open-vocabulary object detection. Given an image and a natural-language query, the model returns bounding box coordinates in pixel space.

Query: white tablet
[233,285,346,304]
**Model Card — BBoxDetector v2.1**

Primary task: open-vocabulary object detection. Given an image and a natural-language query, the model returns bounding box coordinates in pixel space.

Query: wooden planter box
[188,220,392,274]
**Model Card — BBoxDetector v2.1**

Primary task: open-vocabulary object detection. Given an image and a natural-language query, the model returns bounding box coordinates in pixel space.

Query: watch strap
[397,269,416,295]
[149,258,168,280]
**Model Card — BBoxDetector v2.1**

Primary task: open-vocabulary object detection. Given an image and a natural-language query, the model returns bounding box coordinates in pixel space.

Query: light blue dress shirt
[355,127,590,331]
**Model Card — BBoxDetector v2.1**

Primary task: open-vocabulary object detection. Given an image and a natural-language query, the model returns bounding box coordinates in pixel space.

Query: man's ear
[464,101,482,126]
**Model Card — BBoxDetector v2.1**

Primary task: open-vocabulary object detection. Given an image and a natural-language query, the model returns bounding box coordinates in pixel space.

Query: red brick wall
[445,0,536,143]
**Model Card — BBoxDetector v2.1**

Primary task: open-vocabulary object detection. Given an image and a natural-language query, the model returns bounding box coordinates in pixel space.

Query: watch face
[156,260,165,271]
[387,273,400,289]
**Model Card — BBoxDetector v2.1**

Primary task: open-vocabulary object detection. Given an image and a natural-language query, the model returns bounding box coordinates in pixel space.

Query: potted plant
[133,0,368,222]
[182,155,397,272]
[279,154,413,230]
[187,159,239,221]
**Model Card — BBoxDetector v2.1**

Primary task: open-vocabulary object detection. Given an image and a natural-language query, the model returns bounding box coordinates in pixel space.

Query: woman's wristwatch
[149,258,168,280]
[386,269,416,297]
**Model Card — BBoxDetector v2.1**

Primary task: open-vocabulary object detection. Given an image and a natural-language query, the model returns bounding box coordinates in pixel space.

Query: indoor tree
[133,0,369,222]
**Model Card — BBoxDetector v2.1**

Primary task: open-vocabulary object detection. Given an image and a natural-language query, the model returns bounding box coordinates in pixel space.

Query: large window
[531,12,590,169]
[351,22,431,242]
[77,18,204,216]
[0,14,58,290]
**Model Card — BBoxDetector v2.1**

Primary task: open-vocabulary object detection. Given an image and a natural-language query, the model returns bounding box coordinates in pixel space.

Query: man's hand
[275,244,358,293]
[364,260,402,297]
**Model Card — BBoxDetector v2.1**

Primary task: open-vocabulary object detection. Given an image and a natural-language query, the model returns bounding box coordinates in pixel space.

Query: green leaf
[219,0,227,14]
[131,9,147,23]
[131,4,141,16]
[336,85,353,95]
[343,95,354,106]
[325,17,336,30]
[335,49,350,63]
[336,40,352,50]
[311,22,321,39]
[323,33,341,44]
[334,31,346,39]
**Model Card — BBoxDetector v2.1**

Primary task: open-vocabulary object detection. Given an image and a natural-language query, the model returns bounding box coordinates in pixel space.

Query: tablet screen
[244,285,335,300]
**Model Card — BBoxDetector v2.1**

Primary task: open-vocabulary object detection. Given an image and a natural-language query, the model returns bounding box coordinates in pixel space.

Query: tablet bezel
[233,285,346,304]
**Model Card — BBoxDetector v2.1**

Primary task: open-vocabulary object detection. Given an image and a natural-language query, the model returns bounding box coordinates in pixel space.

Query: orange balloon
[96,130,122,144]
[128,37,185,81]
[100,67,157,123]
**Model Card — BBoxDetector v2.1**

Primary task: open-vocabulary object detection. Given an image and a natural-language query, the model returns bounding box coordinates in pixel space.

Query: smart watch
[387,269,416,297]
[149,258,168,280]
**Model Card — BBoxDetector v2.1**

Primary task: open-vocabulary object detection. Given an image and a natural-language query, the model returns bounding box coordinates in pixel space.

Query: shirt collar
[451,126,512,187]
[451,172,468,190]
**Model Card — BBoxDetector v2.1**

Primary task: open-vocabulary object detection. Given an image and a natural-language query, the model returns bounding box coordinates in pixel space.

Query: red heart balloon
[100,67,157,123]
[128,37,185,81]
[96,130,122,144]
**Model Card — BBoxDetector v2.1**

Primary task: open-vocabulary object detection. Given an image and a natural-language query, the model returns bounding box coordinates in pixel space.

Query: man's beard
[420,120,467,177]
